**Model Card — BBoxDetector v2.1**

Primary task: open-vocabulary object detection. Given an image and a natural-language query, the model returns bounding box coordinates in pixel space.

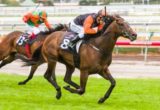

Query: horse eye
[119,23,124,26]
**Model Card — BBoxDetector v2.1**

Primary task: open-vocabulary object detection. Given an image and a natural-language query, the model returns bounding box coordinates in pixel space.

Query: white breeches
[70,21,84,38]
[25,25,44,35]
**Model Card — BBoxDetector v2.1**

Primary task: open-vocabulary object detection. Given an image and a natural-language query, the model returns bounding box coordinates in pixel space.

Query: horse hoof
[56,92,62,100]
[98,98,105,104]
[63,85,70,90]
[18,82,26,85]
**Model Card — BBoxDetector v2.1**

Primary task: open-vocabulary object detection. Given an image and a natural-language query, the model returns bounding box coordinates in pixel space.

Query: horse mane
[20,15,124,66]
[112,14,121,18]
[38,24,66,36]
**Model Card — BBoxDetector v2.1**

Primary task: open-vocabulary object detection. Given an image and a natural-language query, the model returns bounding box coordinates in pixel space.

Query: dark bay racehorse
[0,24,67,84]
[24,16,137,103]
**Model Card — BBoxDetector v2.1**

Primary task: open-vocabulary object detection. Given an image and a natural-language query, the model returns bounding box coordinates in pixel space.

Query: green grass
[0,73,160,110]
[113,47,160,54]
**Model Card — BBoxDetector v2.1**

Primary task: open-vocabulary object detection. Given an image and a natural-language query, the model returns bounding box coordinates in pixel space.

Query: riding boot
[69,35,81,47]
[25,44,31,58]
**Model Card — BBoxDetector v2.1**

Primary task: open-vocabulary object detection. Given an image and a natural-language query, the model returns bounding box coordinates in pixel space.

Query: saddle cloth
[16,33,29,46]
[60,32,83,53]
[17,33,39,46]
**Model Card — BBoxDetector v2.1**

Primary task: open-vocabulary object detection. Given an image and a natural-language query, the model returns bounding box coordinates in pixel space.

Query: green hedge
[79,0,97,6]
[1,0,20,6]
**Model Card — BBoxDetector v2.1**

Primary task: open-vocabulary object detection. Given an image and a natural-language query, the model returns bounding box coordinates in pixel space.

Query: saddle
[60,32,83,52]
[16,33,30,46]
[60,32,83,68]
[17,33,40,46]
[16,33,39,58]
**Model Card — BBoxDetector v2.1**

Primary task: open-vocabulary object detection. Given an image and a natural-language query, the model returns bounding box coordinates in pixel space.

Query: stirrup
[68,42,75,48]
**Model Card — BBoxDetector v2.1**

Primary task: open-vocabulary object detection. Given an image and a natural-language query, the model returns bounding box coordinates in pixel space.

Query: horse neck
[92,25,119,55]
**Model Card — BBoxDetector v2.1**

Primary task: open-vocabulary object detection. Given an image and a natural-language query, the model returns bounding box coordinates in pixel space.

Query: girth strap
[73,52,80,68]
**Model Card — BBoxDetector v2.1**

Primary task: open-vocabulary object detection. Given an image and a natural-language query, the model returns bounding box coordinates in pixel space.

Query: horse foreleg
[64,71,88,95]
[63,65,80,89]
[44,62,61,99]
[0,53,15,68]
[98,67,116,104]
[18,64,39,85]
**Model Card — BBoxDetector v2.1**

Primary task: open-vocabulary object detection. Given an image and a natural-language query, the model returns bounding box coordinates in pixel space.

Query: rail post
[144,31,154,62]
[12,24,16,31]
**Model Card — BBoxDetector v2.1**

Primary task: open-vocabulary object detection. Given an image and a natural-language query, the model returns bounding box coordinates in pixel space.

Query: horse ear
[114,14,121,18]
[112,15,119,22]
[112,14,120,19]
[112,14,123,23]
[115,18,120,23]
[115,18,124,24]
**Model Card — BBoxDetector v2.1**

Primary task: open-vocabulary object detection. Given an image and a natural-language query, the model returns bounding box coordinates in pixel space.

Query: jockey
[22,10,53,58]
[69,9,110,47]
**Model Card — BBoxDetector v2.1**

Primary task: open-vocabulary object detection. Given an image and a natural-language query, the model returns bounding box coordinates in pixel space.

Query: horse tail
[32,45,42,61]
[16,45,43,66]
[25,45,43,66]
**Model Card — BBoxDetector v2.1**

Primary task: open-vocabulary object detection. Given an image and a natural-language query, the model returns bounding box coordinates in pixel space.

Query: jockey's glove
[97,30,103,35]
[93,27,98,32]
[48,28,55,32]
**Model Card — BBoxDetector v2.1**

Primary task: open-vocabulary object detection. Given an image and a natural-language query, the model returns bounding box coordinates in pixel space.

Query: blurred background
[0,0,160,78]
[1,1,160,108]
[0,0,160,6]
[0,0,160,61]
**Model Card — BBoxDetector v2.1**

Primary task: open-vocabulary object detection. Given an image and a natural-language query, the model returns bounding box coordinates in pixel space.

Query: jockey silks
[23,11,52,29]
[73,13,104,34]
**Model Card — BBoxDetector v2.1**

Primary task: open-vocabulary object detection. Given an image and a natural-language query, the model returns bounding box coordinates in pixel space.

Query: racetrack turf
[0,73,160,110]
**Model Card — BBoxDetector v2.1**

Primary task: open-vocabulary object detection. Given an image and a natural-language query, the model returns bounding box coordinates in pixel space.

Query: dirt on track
[0,55,160,79]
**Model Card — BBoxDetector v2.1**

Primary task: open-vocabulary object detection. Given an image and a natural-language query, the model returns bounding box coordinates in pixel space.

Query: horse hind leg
[64,70,89,95]
[98,67,116,104]
[18,64,39,85]
[44,62,61,99]
[0,53,16,68]
[63,65,80,90]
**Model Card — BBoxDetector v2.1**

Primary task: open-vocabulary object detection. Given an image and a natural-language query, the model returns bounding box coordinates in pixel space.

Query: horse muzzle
[130,33,137,41]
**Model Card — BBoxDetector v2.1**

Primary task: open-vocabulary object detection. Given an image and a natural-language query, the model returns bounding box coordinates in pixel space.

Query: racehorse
[23,16,137,103]
[0,24,67,85]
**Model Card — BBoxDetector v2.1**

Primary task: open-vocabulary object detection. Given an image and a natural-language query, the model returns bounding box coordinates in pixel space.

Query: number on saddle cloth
[60,32,77,49]
[16,33,29,46]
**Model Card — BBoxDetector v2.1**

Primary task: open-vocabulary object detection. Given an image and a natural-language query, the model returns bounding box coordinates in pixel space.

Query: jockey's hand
[48,28,55,32]
[97,30,103,35]
[93,27,98,32]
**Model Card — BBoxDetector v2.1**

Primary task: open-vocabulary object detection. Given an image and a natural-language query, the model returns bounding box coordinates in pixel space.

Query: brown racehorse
[0,24,67,85]
[23,16,137,103]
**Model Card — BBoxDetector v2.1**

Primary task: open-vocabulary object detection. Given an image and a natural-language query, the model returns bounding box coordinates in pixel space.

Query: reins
[87,18,114,54]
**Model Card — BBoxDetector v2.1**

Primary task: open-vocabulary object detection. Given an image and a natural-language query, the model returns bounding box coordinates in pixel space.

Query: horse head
[105,15,137,41]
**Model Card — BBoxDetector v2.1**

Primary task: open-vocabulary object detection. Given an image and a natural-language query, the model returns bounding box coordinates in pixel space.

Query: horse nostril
[132,33,137,37]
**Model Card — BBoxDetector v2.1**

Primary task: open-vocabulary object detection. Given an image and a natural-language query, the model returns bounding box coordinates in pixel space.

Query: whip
[104,6,107,16]
[34,0,42,11]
